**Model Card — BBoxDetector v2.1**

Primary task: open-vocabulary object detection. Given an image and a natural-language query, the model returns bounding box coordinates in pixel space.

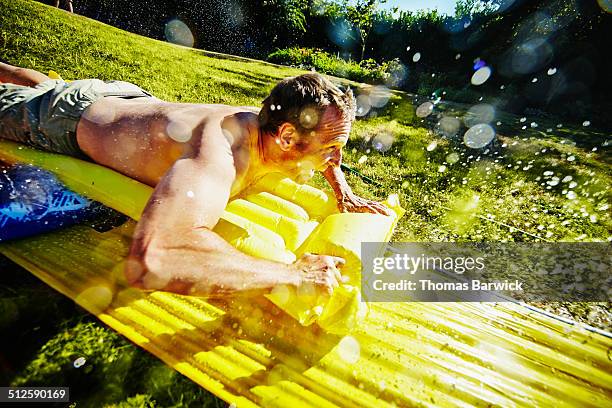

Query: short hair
[258,73,356,135]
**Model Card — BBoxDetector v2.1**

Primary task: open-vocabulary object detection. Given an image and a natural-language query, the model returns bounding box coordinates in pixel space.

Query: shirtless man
[0,62,390,298]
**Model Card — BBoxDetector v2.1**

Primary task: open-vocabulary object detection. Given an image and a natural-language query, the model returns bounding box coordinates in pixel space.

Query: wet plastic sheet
[1,141,611,407]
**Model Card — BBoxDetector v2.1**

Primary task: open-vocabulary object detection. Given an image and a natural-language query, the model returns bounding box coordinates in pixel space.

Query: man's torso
[76,97,263,197]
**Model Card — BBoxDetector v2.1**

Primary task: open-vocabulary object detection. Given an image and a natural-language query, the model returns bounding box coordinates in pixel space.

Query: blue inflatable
[0,164,103,241]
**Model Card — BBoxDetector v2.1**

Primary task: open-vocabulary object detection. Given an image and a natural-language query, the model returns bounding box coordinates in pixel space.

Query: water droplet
[455,53,461,60]
[426,141,437,151]
[270,104,276,111]
[532,77,538,83]
[463,124,495,149]
[337,336,360,364]
[567,155,575,162]
[358,155,368,164]
[276,105,282,111]
[446,152,460,164]
[582,120,591,127]
[438,165,447,173]
[416,102,434,118]
[500,85,505,90]
[412,52,421,62]
[520,117,527,123]
[562,176,572,183]
[73,357,86,368]
[547,67,557,75]
[496,121,502,126]
[530,122,538,128]
[569,181,577,188]
[406,46,411,51]
[567,191,577,199]
[556,123,563,128]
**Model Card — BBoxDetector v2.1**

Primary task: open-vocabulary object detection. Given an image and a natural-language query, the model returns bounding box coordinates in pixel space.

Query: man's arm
[126,126,342,297]
[0,62,50,86]
[322,150,390,216]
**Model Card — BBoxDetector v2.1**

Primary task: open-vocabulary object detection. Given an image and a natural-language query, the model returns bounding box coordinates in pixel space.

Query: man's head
[258,73,356,182]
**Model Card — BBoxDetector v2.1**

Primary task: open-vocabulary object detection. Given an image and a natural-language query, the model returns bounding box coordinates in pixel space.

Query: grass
[1,0,610,406]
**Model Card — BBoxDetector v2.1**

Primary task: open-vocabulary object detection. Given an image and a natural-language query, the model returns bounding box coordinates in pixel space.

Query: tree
[345,0,387,61]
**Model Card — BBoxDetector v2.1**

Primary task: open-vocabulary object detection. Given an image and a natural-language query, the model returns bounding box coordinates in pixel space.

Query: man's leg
[0,62,50,87]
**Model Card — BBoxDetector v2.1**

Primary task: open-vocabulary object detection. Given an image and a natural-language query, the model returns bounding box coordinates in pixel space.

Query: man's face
[291,107,350,183]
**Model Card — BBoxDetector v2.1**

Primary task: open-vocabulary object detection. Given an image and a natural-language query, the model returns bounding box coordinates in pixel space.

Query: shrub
[267,47,388,84]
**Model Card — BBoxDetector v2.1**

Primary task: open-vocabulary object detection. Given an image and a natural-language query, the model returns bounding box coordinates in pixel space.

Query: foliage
[267,47,388,83]
[344,0,388,61]
[41,0,610,126]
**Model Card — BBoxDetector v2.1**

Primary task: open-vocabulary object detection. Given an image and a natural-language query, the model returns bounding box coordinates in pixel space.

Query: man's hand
[337,192,391,216]
[322,165,391,216]
[292,253,346,295]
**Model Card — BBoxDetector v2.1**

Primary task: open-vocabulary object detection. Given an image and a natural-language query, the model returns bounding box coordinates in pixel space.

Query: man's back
[76,97,264,195]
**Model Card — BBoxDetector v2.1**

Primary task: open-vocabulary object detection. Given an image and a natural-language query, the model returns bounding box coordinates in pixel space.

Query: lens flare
[299,107,319,129]
[598,0,612,12]
[164,19,194,47]
[372,132,394,152]
[166,118,193,143]
[464,104,495,127]
[355,94,371,117]
[437,116,461,138]
[473,59,487,70]
[416,101,434,118]
[369,86,391,108]
[337,335,360,364]
[463,124,496,149]
[471,66,492,86]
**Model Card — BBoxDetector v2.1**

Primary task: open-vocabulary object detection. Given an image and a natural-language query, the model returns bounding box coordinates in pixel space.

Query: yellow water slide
[0,141,610,407]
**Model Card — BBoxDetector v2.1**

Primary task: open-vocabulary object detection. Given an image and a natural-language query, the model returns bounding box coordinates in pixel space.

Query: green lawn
[1,0,610,406]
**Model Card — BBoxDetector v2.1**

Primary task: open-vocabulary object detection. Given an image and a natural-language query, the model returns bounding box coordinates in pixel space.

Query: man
[0,62,390,298]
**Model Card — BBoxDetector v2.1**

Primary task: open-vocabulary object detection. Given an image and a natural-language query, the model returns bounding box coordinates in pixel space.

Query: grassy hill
[1,0,610,406]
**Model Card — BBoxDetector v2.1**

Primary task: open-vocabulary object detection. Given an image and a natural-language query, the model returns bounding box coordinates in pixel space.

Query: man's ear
[276,122,299,151]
